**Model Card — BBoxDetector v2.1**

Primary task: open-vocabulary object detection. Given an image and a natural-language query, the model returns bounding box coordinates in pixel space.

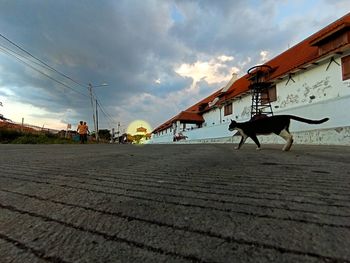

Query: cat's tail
[289,115,329,124]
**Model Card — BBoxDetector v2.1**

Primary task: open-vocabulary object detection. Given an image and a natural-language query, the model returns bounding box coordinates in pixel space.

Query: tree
[132,134,144,144]
[98,129,111,141]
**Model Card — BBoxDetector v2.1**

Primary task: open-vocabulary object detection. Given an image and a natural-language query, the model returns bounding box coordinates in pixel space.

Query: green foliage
[132,134,144,144]
[0,128,22,143]
[12,134,48,144]
[0,128,74,144]
[98,129,111,141]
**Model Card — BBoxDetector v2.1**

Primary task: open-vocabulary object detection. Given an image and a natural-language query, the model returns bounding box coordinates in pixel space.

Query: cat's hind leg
[249,134,261,150]
[279,129,294,151]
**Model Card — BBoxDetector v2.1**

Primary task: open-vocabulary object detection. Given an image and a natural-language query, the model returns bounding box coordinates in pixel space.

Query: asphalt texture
[0,143,350,263]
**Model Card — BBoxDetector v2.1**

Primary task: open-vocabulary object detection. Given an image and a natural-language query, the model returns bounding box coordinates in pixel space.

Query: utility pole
[88,82,108,143]
[95,99,99,142]
[88,83,98,142]
[111,128,115,143]
[117,122,120,144]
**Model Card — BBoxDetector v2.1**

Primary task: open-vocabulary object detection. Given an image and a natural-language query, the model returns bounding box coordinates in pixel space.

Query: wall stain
[300,76,332,103]
[344,81,350,88]
[240,106,251,119]
[335,127,343,133]
[279,94,299,108]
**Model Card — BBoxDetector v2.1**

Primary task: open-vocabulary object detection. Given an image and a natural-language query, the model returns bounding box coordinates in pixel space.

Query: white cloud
[1,1,350,131]
[231,66,241,74]
[174,55,235,91]
[238,56,252,70]
[117,84,211,129]
[260,50,269,63]
[217,55,234,62]
[0,95,73,130]
[0,87,16,96]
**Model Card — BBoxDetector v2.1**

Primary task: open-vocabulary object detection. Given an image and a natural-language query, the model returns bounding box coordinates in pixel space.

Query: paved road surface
[0,144,349,263]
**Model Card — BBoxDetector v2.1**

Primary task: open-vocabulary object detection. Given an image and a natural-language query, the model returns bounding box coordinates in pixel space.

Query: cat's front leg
[235,136,247,149]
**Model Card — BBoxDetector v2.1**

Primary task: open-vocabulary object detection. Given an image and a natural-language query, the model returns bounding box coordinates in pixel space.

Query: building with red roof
[136,126,147,134]
[151,13,350,145]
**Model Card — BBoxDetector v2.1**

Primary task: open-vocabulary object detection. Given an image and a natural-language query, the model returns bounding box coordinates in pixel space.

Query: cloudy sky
[0,0,349,133]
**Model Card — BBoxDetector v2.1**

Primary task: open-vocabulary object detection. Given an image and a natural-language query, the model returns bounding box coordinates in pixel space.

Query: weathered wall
[150,55,350,145]
[175,126,350,146]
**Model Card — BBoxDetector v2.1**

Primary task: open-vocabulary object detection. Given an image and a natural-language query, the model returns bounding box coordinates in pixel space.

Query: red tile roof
[136,126,147,133]
[152,111,205,133]
[176,111,204,122]
[223,12,350,102]
[185,89,223,112]
[152,89,220,133]
[153,12,350,134]
[152,118,173,133]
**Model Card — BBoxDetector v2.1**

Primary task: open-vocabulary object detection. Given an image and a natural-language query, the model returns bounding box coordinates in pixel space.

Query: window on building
[261,85,277,103]
[342,55,350,80]
[224,103,233,116]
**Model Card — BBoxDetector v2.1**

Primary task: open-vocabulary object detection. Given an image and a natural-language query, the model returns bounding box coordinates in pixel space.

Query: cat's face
[228,120,237,131]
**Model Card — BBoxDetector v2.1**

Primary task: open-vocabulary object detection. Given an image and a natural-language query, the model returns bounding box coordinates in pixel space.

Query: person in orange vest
[83,121,90,143]
[77,121,85,144]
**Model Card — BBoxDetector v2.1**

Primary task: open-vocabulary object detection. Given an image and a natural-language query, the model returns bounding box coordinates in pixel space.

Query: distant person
[83,121,90,143]
[77,121,85,144]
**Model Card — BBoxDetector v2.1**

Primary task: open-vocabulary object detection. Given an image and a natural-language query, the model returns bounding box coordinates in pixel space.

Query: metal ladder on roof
[247,65,274,120]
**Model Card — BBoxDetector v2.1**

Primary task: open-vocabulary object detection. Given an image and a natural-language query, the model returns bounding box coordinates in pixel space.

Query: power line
[96,98,115,122]
[92,90,119,129]
[0,45,89,98]
[0,43,50,71]
[0,33,118,129]
[96,102,113,128]
[0,42,89,97]
[0,33,88,89]
[95,97,116,127]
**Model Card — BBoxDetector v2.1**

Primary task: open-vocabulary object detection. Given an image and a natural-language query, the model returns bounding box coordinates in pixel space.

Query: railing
[0,120,60,134]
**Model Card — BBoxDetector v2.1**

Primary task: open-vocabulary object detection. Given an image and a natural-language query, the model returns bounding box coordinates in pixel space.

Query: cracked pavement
[0,144,349,262]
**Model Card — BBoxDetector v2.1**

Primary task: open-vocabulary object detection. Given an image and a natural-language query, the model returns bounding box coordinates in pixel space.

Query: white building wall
[202,103,235,126]
[271,56,350,131]
[150,55,350,145]
[150,133,173,143]
[182,123,198,131]
[202,107,221,127]
[183,122,232,140]
[222,103,235,124]
[231,97,251,122]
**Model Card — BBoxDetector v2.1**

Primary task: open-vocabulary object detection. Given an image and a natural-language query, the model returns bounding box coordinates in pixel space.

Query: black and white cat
[228,115,329,151]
